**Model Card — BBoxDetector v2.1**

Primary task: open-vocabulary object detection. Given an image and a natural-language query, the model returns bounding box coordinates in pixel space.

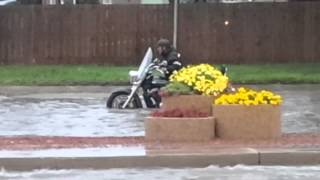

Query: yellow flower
[213,87,283,105]
[238,87,247,93]
[170,64,229,96]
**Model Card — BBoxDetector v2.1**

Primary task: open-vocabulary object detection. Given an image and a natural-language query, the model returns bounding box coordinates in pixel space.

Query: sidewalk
[0,133,319,170]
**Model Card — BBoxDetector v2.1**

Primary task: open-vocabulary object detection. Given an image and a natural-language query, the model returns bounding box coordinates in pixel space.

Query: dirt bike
[106,47,169,109]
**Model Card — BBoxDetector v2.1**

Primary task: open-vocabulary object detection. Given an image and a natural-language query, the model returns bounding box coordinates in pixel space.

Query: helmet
[157,38,171,49]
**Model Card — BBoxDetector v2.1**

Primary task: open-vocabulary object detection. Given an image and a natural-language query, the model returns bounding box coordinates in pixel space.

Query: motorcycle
[106,47,169,109]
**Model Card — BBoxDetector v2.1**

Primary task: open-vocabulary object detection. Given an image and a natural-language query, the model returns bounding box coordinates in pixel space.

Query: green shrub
[160,81,194,96]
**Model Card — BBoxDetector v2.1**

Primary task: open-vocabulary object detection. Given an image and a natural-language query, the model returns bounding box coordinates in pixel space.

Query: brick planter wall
[212,105,281,140]
[161,95,215,115]
[145,116,215,142]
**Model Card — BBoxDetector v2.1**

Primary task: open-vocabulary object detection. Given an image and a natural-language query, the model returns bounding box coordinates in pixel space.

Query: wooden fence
[0,2,319,65]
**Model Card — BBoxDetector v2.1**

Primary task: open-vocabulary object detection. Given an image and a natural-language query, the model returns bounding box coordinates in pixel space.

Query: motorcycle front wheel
[106,91,142,109]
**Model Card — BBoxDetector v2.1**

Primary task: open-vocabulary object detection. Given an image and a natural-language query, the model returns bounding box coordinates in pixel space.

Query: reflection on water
[0,165,320,180]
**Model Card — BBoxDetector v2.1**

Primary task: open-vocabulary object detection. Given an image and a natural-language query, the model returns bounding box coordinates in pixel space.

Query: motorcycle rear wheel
[106,91,142,109]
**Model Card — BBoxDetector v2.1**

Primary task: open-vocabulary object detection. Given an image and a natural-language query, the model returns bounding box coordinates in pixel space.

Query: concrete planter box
[161,95,214,115]
[212,105,281,140]
[145,116,215,142]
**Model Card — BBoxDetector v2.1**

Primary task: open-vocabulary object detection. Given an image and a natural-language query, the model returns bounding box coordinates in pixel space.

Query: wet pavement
[247,84,320,134]
[0,89,148,137]
[0,146,146,157]
[0,165,319,180]
[0,85,319,179]
[0,85,319,137]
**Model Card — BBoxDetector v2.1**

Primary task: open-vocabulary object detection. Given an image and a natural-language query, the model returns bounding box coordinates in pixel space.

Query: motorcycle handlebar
[148,63,167,75]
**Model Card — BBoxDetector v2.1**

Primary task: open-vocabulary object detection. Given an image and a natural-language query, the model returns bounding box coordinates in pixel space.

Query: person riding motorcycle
[142,39,183,107]
[155,38,183,80]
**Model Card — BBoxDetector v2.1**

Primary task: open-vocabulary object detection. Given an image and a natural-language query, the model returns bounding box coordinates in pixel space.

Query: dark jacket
[159,47,183,78]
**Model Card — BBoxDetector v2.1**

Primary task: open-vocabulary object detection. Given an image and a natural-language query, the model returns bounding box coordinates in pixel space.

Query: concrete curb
[259,149,320,165]
[0,153,258,171]
[0,148,319,171]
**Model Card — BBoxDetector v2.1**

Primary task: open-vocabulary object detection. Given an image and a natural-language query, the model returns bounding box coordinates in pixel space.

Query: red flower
[151,108,209,118]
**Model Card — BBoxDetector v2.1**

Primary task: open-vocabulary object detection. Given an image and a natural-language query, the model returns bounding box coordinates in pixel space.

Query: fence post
[173,0,178,48]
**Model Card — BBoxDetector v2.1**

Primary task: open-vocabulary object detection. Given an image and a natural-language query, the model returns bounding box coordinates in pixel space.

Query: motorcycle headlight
[129,75,138,84]
[129,70,139,84]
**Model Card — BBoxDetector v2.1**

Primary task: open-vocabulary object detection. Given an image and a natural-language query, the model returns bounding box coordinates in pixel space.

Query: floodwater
[248,84,320,134]
[0,95,148,137]
[0,165,320,180]
[0,85,319,137]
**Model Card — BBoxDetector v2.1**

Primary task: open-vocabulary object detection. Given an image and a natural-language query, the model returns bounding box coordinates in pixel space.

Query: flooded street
[0,85,320,179]
[0,85,319,137]
[0,165,320,180]
[248,84,320,134]
[0,95,148,137]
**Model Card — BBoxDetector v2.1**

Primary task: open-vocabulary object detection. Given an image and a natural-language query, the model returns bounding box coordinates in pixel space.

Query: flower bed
[160,64,228,115]
[145,108,215,142]
[145,63,285,141]
[213,87,282,140]
[215,87,282,105]
[169,64,228,96]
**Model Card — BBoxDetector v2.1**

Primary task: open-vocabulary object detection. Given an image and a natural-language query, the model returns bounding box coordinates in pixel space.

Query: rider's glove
[159,60,168,67]
[153,58,160,64]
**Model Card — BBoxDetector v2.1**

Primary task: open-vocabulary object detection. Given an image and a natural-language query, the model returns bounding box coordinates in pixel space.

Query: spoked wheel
[106,91,142,109]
